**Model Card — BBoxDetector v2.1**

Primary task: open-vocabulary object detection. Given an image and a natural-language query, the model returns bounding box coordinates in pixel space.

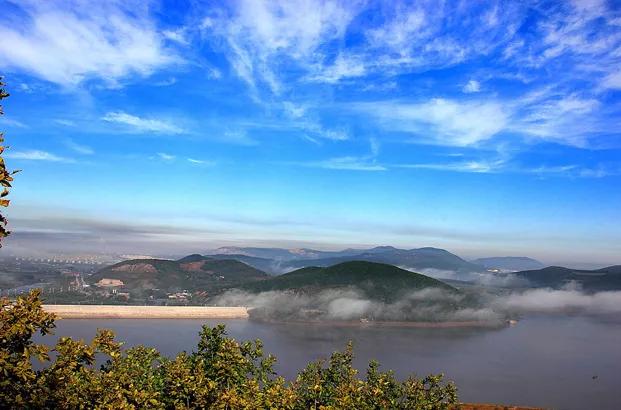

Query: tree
[0,290,458,409]
[0,77,18,246]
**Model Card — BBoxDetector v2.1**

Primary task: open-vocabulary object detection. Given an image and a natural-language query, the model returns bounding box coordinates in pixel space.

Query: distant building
[96,278,124,287]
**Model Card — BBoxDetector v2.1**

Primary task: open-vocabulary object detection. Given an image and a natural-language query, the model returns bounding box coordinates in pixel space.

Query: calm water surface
[37,316,621,410]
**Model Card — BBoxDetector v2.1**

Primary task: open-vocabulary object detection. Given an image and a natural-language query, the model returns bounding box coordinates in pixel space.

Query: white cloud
[462,80,481,93]
[0,117,27,128]
[162,29,188,45]
[526,164,619,178]
[221,130,258,146]
[366,8,426,50]
[355,83,619,149]
[187,158,216,166]
[5,149,72,162]
[508,0,621,93]
[395,161,619,178]
[18,83,34,93]
[307,53,366,83]
[102,111,185,134]
[357,98,508,147]
[157,152,175,161]
[282,101,306,119]
[398,160,502,174]
[54,119,76,127]
[0,2,178,87]
[512,93,604,147]
[64,139,94,155]
[204,0,359,92]
[364,2,522,75]
[293,120,349,141]
[601,71,621,89]
[307,156,386,171]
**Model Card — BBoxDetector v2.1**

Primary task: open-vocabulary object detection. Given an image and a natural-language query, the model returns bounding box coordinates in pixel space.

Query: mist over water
[213,286,621,322]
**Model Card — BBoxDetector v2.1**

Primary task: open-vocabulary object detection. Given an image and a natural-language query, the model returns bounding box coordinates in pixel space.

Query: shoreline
[43,304,249,319]
[251,317,505,328]
[43,305,505,327]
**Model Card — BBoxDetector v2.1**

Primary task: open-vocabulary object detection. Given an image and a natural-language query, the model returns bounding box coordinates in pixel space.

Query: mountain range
[472,257,545,272]
[512,265,621,291]
[91,251,621,303]
[206,246,484,274]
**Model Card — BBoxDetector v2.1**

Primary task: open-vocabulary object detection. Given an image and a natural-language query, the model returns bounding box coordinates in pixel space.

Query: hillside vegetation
[91,254,268,295]
[241,261,455,302]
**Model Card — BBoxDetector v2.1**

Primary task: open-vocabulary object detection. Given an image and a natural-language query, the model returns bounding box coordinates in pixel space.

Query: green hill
[514,265,621,291]
[92,255,268,294]
[240,260,455,302]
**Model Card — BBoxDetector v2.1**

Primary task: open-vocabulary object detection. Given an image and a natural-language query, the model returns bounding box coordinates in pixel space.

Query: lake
[36,315,621,410]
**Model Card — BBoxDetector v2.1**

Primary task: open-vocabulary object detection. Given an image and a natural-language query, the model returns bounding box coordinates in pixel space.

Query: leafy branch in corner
[0,77,19,246]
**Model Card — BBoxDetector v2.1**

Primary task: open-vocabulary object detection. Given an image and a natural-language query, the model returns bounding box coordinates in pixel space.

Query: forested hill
[514,265,621,291]
[239,260,455,302]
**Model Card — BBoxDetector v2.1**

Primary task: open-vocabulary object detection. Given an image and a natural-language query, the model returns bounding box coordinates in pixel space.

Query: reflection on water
[36,316,621,410]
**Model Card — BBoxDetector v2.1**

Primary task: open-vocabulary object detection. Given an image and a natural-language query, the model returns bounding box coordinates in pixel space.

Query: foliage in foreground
[0,290,457,409]
[0,77,19,245]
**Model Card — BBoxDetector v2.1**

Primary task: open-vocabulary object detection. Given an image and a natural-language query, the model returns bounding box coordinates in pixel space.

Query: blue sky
[0,0,620,264]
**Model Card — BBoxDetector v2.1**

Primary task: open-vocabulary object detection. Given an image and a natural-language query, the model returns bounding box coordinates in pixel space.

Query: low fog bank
[214,287,499,323]
[498,287,621,315]
[213,286,621,323]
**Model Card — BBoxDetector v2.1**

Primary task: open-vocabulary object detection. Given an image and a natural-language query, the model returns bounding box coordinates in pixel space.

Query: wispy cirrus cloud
[54,119,76,127]
[0,117,27,128]
[202,0,359,93]
[186,0,621,168]
[510,91,610,148]
[157,152,175,161]
[4,149,73,162]
[601,71,621,90]
[0,1,179,88]
[64,139,94,155]
[397,160,504,174]
[102,111,185,134]
[220,130,258,146]
[355,98,508,147]
[187,158,216,166]
[301,156,386,172]
[396,160,619,179]
[202,1,524,89]
[354,88,620,149]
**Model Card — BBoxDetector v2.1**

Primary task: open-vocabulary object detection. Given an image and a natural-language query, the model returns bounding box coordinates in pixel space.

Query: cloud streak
[102,111,185,134]
[4,150,73,162]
